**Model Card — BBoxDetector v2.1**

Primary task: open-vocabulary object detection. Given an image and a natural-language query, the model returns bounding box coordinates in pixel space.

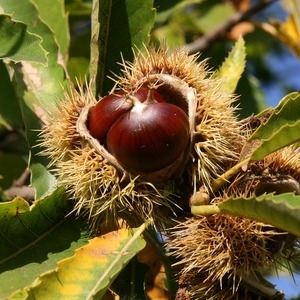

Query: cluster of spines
[117,46,242,193]
[167,143,300,299]
[40,82,178,229]
[39,46,300,298]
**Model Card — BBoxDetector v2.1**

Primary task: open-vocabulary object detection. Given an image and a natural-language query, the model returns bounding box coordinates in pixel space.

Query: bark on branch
[186,0,278,55]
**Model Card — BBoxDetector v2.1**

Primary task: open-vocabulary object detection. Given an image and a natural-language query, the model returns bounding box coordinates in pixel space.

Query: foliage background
[0,0,300,299]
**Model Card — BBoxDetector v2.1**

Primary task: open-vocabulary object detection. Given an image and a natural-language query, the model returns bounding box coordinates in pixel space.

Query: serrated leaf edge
[0,13,48,65]
[218,192,300,235]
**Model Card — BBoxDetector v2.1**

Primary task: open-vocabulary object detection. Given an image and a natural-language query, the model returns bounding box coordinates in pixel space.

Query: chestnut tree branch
[4,169,35,201]
[186,0,278,54]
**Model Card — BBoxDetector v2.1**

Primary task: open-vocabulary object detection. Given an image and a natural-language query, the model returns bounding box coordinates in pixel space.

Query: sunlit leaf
[218,193,300,236]
[0,0,67,198]
[31,0,70,59]
[0,188,89,299]
[214,36,246,94]
[0,15,47,64]
[90,0,155,96]
[262,17,300,58]
[290,0,300,32]
[13,223,148,299]
[275,0,300,57]
[249,92,300,161]
[65,0,92,16]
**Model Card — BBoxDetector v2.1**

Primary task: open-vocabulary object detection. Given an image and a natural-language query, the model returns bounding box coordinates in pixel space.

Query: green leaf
[30,163,57,199]
[0,153,27,189]
[236,73,267,118]
[67,57,90,83]
[1,217,88,299]
[155,0,204,24]
[65,0,92,16]
[214,36,246,94]
[0,187,70,261]
[193,2,234,34]
[249,92,300,161]
[218,193,300,236]
[0,2,63,67]
[0,15,47,64]
[153,20,186,48]
[12,80,58,198]
[13,223,148,299]
[0,60,23,130]
[0,0,67,102]
[90,0,156,96]
[31,0,70,58]
[0,0,67,198]
[0,188,88,299]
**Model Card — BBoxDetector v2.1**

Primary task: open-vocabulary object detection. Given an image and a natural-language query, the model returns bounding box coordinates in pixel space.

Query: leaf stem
[191,204,221,216]
[191,158,250,208]
[211,158,250,193]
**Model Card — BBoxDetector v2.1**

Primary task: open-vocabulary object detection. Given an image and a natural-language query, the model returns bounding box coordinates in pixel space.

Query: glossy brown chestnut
[88,92,132,143]
[88,87,190,173]
[135,87,165,103]
[107,102,189,172]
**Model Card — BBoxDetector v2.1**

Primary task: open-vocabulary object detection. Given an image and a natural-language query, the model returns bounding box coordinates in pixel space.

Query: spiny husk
[168,213,280,300]
[40,46,242,229]
[40,83,178,229]
[228,145,300,197]
[167,144,300,299]
[116,46,242,193]
[237,112,300,197]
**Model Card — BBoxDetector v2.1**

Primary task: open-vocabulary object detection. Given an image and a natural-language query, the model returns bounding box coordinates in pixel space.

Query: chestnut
[88,92,132,143]
[88,87,190,173]
[135,86,165,103]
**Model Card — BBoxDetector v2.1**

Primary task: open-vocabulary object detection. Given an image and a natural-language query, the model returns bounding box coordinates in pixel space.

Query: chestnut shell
[88,87,190,176]
[106,102,189,172]
[88,92,132,143]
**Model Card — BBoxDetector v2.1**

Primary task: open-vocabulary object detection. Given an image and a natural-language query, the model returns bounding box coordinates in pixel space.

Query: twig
[4,169,35,201]
[241,271,284,299]
[210,158,250,193]
[4,186,35,201]
[190,158,250,208]
[191,204,221,216]
[186,0,278,54]
[11,169,30,187]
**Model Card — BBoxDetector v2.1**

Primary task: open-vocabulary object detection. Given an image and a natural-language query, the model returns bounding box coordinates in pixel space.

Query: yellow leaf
[262,14,300,58]
[11,223,148,300]
[214,36,246,94]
